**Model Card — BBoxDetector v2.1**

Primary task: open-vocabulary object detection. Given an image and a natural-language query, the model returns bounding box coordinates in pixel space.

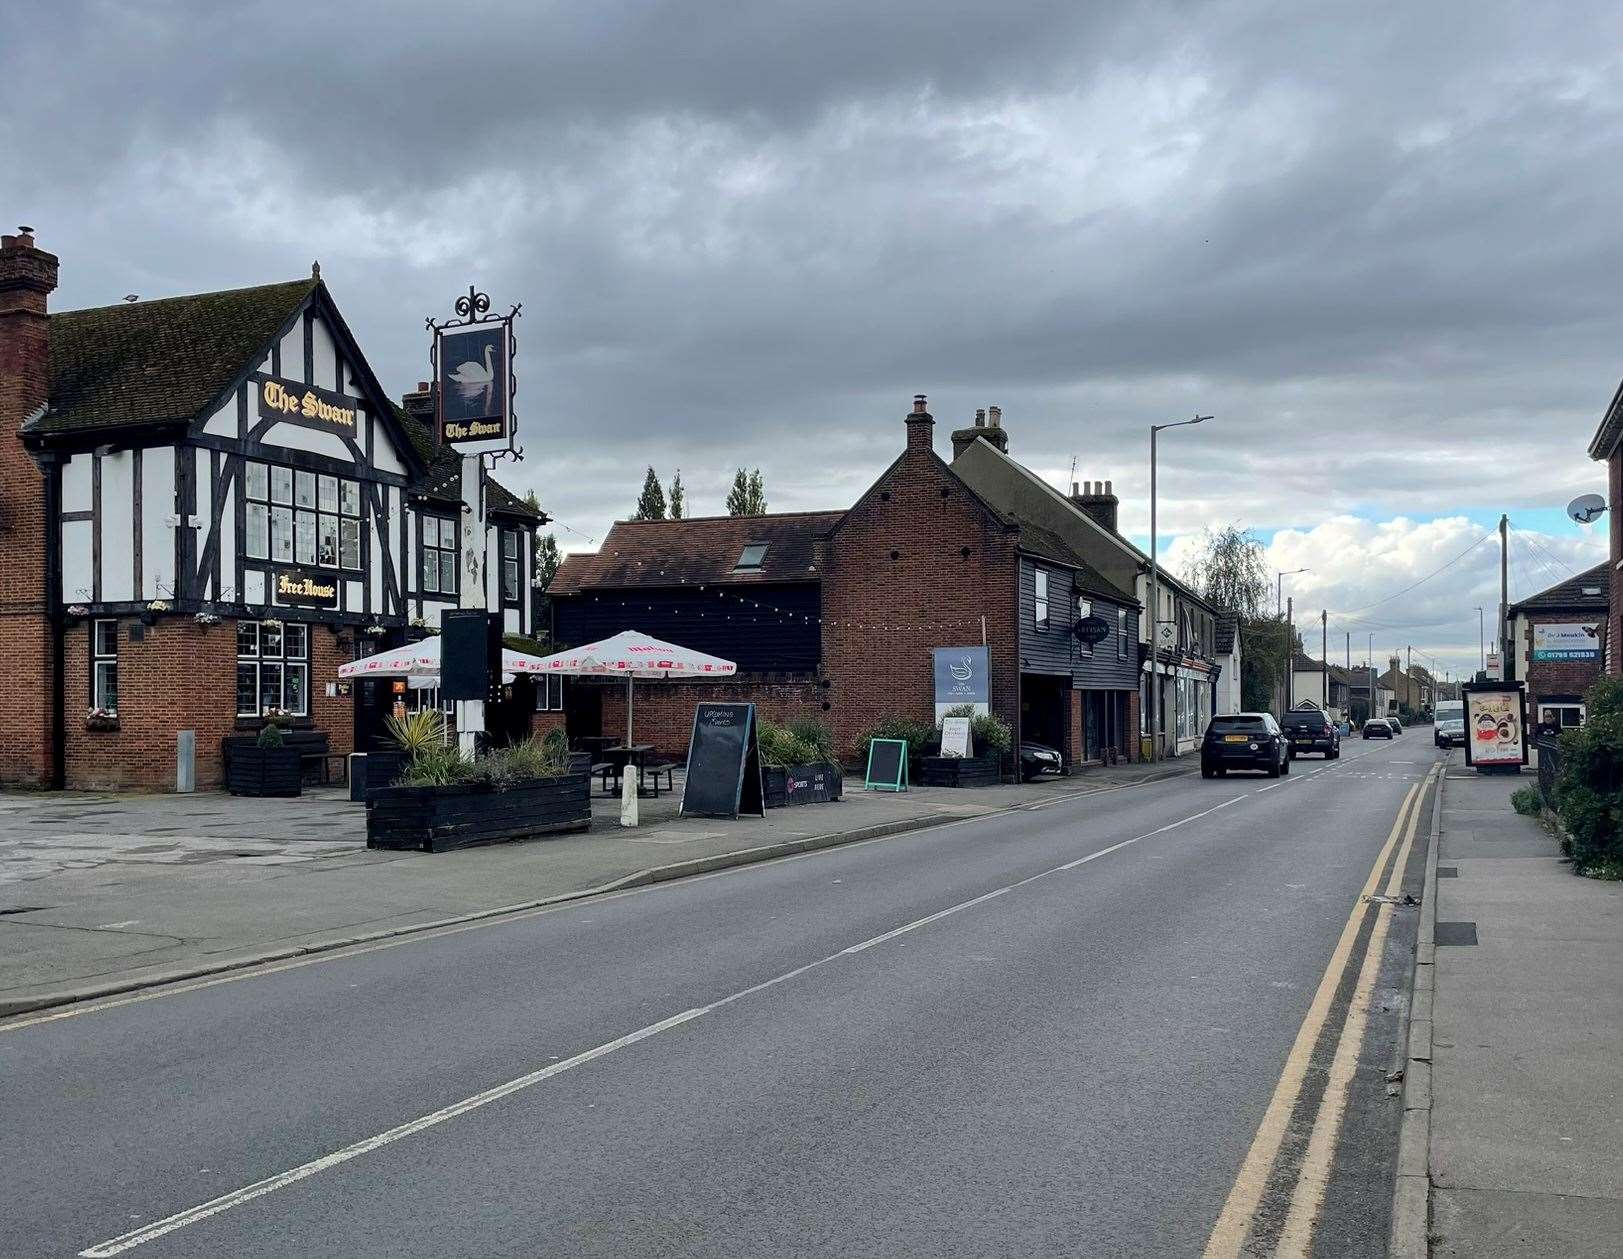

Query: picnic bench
[222,730,347,787]
[592,744,677,798]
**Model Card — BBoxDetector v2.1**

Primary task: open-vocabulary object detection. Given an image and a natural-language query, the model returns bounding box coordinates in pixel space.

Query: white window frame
[236,619,310,718]
[501,529,521,603]
[92,618,119,712]
[1117,608,1129,661]
[1035,569,1050,630]
[421,514,458,597]
[245,460,363,573]
[536,674,565,712]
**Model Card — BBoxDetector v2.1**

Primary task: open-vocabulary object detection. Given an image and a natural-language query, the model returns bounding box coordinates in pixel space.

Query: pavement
[1,736,1433,1258]
[1415,760,1623,1258]
[0,757,1188,1015]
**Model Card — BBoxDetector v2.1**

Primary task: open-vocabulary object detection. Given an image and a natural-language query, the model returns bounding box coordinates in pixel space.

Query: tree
[1186,525,1269,618]
[534,532,561,591]
[634,466,666,520]
[727,467,767,516]
[667,469,685,520]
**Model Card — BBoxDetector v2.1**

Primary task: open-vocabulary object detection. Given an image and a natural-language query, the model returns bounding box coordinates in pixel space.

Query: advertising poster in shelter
[1463,683,1527,769]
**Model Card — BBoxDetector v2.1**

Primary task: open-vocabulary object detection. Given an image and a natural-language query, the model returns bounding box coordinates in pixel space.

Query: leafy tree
[727,468,767,516]
[747,468,766,515]
[634,466,667,520]
[1187,525,1269,618]
[667,469,685,520]
[534,532,561,591]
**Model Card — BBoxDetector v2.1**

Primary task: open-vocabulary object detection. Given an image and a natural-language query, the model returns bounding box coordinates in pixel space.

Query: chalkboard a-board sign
[865,738,909,792]
[680,702,765,818]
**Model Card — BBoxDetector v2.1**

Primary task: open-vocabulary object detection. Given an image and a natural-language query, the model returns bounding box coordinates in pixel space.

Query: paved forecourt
[3,737,1435,1258]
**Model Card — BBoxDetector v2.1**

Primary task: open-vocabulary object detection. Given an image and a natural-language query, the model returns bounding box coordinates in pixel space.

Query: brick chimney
[0,226,61,787]
[1070,479,1120,534]
[949,403,1010,461]
[402,380,434,427]
[905,393,934,454]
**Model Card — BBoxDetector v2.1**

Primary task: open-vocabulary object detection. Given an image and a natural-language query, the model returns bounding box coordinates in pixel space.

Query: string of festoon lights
[583,586,986,634]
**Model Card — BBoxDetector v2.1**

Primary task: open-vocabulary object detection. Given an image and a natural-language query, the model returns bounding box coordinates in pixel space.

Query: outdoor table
[576,735,617,758]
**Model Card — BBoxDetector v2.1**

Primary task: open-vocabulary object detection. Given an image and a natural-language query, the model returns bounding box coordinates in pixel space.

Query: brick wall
[0,230,59,787]
[599,677,824,760]
[1520,610,1606,714]
[819,404,1021,760]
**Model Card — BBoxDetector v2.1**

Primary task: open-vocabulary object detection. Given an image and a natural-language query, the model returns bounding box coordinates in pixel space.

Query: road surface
[3,735,1438,1258]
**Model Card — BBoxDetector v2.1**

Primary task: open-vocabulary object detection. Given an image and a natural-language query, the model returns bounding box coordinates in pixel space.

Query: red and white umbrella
[337,637,545,681]
[532,630,736,746]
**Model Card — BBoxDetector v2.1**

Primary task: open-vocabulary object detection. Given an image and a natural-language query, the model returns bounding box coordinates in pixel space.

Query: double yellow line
[1204,765,1434,1257]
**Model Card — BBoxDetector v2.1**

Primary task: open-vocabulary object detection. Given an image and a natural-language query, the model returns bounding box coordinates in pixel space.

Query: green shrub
[1552,684,1623,877]
[785,716,836,762]
[393,727,571,789]
[1510,785,1543,817]
[255,723,285,749]
[937,704,1012,757]
[854,716,938,767]
[385,708,447,756]
[758,719,826,768]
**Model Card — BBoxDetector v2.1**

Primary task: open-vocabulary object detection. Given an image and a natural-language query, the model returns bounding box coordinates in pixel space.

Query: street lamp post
[1474,606,1485,674]
[1148,414,1211,763]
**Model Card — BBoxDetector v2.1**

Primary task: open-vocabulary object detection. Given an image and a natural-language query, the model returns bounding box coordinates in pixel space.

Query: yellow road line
[1273,765,1434,1253]
[1203,777,1422,1258]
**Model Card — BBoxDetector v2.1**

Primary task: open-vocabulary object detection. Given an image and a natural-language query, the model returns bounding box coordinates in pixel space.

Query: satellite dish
[1567,493,1608,524]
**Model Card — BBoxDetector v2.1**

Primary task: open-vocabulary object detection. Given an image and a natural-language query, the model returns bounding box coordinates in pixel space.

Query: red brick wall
[0,232,59,787]
[63,616,358,791]
[1067,688,1084,768]
[1127,690,1141,762]
[599,677,824,760]
[819,410,1021,760]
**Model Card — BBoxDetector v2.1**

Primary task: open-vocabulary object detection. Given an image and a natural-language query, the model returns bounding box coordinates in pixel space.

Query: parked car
[1281,709,1341,759]
[1434,700,1465,748]
[1362,719,1393,739]
[1019,740,1063,781]
[1201,713,1290,778]
[1385,717,1403,735]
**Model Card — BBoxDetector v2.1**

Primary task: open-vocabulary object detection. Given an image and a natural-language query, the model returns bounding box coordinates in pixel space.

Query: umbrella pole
[626,675,634,747]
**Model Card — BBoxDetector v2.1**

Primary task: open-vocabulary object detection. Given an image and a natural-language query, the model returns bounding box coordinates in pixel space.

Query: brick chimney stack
[905,393,934,454]
[949,403,1010,461]
[0,226,61,787]
[1071,478,1120,535]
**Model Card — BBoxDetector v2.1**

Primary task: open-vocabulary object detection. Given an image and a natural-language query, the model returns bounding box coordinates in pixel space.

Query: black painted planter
[763,762,844,808]
[227,746,303,797]
[350,750,407,802]
[366,766,592,853]
[918,753,1001,788]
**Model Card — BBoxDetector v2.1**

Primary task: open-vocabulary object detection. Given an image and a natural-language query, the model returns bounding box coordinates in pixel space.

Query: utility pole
[1321,609,1329,711]
[1286,596,1294,712]
[1475,606,1485,674]
[1407,644,1412,714]
[1368,632,1376,722]
[1499,514,1510,680]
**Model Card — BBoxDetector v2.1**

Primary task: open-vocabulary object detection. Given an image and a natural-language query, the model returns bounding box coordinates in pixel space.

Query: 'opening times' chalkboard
[680,703,765,818]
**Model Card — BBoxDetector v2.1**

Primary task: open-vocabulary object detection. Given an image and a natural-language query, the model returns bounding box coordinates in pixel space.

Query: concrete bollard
[176,730,195,793]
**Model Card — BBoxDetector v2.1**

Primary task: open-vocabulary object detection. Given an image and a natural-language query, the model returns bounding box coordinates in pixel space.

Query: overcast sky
[7,1,1620,677]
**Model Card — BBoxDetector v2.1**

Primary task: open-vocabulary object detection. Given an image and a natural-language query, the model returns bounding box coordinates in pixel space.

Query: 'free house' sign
[275,569,338,607]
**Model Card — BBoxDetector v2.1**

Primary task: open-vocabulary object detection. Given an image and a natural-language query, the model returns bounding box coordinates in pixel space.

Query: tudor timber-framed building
[0,229,542,790]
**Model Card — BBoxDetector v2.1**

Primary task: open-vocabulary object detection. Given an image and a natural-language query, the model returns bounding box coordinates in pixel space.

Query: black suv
[1281,709,1341,759]
[1201,713,1290,778]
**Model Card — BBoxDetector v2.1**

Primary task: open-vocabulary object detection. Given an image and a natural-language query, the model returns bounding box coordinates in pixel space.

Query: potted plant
[759,717,843,808]
[366,723,591,852]
[227,721,303,797]
[85,706,120,732]
[919,706,1011,787]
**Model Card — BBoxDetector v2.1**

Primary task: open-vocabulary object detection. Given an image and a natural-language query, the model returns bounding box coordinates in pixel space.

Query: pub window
[1117,608,1129,660]
[236,620,309,717]
[536,674,565,712]
[245,460,362,572]
[501,529,521,603]
[421,515,458,596]
[92,619,118,712]
[1034,569,1050,629]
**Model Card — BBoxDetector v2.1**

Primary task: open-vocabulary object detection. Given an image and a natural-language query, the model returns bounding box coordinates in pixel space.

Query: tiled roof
[35,279,318,435]
[1215,613,1238,655]
[1507,561,1610,614]
[550,511,845,595]
[1009,513,1136,603]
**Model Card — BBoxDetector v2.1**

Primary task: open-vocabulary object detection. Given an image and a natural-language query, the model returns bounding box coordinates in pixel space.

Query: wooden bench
[222,730,345,786]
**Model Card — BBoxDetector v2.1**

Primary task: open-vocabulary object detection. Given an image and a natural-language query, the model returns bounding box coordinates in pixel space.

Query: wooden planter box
[227,746,303,797]
[763,762,843,808]
[919,753,1001,788]
[350,750,407,802]
[366,766,592,853]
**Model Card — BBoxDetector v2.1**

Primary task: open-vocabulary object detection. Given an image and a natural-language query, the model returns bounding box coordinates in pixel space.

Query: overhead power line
[1328,531,1495,617]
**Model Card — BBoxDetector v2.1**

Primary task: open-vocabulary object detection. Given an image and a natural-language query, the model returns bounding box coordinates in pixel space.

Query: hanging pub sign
[429,285,520,457]
[274,568,338,607]
[1072,614,1111,646]
[255,375,358,434]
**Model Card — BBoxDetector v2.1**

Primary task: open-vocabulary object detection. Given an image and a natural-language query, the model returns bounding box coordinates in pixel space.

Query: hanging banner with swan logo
[435,322,511,449]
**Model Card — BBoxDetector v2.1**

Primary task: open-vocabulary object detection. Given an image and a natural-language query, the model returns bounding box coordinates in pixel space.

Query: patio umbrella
[337,637,546,681]
[531,630,737,746]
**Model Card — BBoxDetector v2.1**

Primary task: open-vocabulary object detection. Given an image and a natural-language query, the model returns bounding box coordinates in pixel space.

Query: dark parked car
[1362,719,1393,739]
[1281,709,1341,759]
[1385,717,1403,735]
[1201,713,1290,778]
[1019,740,1063,781]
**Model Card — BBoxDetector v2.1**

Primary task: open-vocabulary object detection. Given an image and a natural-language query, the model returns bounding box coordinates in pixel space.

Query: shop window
[1035,569,1050,629]
[236,620,309,717]
[1117,608,1129,660]
[244,460,362,573]
[536,674,565,712]
[501,529,521,603]
[421,515,458,596]
[92,619,118,712]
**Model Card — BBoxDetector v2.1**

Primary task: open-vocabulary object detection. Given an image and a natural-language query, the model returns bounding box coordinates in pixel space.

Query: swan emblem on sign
[949,656,975,682]
[448,344,495,385]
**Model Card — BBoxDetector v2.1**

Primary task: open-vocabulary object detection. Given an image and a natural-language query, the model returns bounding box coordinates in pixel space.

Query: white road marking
[76,790,1260,1255]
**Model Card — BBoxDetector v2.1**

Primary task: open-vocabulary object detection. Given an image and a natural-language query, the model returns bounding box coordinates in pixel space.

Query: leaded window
[236,620,309,717]
[244,460,362,573]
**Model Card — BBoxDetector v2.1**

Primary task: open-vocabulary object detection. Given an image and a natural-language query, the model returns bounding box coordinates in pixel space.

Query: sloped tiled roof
[1507,561,1609,614]
[551,511,844,594]
[1008,513,1136,603]
[34,279,318,435]
[1215,613,1238,655]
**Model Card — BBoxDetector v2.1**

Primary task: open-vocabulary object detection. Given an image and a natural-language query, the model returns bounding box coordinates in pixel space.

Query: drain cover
[1435,920,1478,946]
[1437,866,1459,878]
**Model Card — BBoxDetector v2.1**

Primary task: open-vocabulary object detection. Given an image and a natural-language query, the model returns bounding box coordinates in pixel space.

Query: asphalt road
[3,734,1439,1258]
